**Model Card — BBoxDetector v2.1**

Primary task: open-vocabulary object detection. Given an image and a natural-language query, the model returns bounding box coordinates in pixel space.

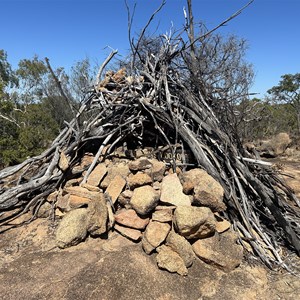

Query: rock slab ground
[0,218,299,300]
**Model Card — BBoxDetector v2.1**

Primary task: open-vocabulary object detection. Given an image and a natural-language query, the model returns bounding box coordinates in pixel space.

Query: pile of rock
[45,152,243,275]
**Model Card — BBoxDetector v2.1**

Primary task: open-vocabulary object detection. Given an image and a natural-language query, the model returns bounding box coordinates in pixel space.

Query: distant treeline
[1,43,299,167]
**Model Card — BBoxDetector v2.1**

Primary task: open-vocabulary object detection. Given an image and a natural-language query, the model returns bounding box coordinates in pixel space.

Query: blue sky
[1,0,299,97]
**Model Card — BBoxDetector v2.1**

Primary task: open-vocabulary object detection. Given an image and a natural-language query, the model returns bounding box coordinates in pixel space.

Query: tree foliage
[0,51,95,168]
[236,98,297,141]
[0,50,17,98]
[268,73,300,133]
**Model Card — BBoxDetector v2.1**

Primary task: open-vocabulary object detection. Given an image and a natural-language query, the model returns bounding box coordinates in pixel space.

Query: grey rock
[56,208,89,248]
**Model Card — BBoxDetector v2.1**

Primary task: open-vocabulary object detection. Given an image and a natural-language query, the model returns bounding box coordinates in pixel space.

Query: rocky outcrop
[256,132,292,158]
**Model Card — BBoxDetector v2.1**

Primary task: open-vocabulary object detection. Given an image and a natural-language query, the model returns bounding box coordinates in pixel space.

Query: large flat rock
[0,211,294,300]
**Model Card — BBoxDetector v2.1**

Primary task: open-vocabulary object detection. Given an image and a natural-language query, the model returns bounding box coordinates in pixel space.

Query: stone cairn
[47,149,243,276]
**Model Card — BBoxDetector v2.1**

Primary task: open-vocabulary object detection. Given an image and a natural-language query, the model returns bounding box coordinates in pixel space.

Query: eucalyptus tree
[268,73,300,134]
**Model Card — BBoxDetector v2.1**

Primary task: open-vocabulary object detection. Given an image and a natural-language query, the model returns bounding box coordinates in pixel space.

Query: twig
[95,49,118,86]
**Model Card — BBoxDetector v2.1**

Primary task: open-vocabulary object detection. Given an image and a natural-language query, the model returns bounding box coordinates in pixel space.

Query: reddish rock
[182,181,194,195]
[72,153,94,174]
[155,205,177,211]
[100,162,130,189]
[81,183,101,192]
[148,159,166,182]
[55,208,65,218]
[194,189,226,212]
[187,169,226,212]
[81,153,95,166]
[115,209,150,230]
[114,224,142,241]
[215,217,231,233]
[64,186,100,201]
[105,175,126,204]
[68,195,91,209]
[64,178,81,187]
[47,191,58,203]
[86,163,107,187]
[180,168,203,194]
[142,221,171,254]
[102,233,136,252]
[127,173,152,189]
[56,194,70,212]
[152,209,173,223]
